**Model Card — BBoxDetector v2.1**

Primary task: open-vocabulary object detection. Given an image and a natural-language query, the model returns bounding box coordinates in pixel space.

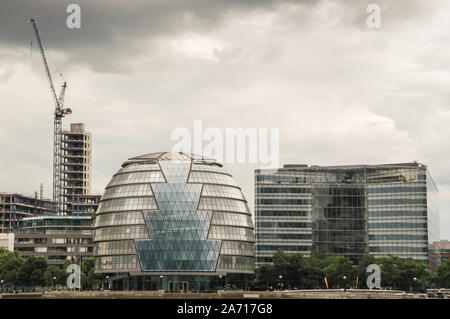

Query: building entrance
[169,281,189,293]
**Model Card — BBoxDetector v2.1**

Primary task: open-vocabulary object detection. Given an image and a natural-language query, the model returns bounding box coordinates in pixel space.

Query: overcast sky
[0,0,449,240]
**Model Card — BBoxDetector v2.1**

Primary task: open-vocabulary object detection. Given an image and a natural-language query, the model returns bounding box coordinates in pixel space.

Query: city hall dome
[94,152,255,286]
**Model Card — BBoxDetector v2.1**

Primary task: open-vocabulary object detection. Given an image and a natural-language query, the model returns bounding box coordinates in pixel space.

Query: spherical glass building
[94,152,255,291]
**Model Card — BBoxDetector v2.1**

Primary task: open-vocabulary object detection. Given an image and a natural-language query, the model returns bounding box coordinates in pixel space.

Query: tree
[44,265,66,288]
[17,256,48,290]
[81,258,102,289]
[256,264,276,290]
[0,248,23,289]
[323,256,355,288]
[434,261,450,288]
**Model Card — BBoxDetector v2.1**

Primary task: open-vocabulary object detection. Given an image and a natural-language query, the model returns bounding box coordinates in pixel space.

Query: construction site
[0,19,101,265]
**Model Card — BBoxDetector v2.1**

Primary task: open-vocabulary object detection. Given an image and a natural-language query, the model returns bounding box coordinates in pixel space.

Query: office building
[14,215,94,265]
[94,152,255,291]
[255,162,439,266]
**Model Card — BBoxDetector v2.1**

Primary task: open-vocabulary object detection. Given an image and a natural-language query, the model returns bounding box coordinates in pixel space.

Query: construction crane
[29,18,72,215]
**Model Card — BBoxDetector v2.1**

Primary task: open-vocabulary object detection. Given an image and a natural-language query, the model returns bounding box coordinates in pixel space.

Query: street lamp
[1,279,3,293]
[343,276,347,290]
[278,275,283,291]
[413,277,418,292]
[52,276,56,291]
[106,275,109,290]
[160,275,164,291]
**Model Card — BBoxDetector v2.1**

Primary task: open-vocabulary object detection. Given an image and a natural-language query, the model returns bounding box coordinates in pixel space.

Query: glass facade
[94,152,255,290]
[255,162,439,266]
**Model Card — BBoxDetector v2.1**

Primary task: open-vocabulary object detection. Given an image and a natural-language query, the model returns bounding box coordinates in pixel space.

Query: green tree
[256,264,276,290]
[44,265,66,288]
[323,256,355,288]
[17,256,48,289]
[0,248,23,289]
[81,258,102,289]
[434,261,450,288]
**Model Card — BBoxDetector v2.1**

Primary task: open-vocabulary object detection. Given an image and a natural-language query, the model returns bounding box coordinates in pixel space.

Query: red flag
[356,276,359,289]
[324,277,329,289]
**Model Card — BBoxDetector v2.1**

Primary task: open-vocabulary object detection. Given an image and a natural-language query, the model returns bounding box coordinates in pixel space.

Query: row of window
[257,222,311,229]
[95,240,137,256]
[188,172,238,187]
[216,256,254,271]
[98,197,157,213]
[208,226,255,242]
[257,187,311,194]
[368,198,427,206]
[256,199,311,206]
[256,210,309,217]
[107,171,165,187]
[368,210,427,218]
[211,212,253,228]
[202,184,244,200]
[368,185,427,194]
[368,234,427,241]
[116,163,160,174]
[96,255,139,270]
[368,222,427,230]
[256,245,311,252]
[199,198,249,213]
[256,233,312,240]
[95,211,145,227]
[220,241,255,256]
[103,184,153,200]
[94,225,149,241]
[191,164,229,174]
[369,246,428,253]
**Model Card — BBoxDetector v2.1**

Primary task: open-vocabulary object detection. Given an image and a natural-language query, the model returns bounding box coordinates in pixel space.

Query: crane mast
[29,19,72,215]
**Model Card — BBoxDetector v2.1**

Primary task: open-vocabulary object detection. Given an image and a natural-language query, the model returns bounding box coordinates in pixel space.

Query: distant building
[0,233,14,251]
[255,162,439,266]
[61,123,94,215]
[429,240,450,272]
[0,193,53,233]
[14,215,94,266]
[94,152,255,291]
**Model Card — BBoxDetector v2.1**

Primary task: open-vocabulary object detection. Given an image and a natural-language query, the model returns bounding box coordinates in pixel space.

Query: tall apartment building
[61,123,94,215]
[0,193,53,233]
[255,162,439,266]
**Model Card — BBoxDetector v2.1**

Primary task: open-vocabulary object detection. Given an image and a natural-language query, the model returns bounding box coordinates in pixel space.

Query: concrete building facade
[61,123,93,215]
[429,240,450,272]
[14,215,94,265]
[0,193,53,233]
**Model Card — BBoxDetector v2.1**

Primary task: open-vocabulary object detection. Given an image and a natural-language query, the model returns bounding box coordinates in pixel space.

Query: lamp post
[413,277,417,293]
[160,275,164,291]
[52,276,56,291]
[343,276,347,290]
[1,279,3,293]
[278,275,283,291]
[106,275,109,290]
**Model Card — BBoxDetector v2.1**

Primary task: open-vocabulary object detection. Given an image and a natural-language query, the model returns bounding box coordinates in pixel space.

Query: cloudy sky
[0,0,449,240]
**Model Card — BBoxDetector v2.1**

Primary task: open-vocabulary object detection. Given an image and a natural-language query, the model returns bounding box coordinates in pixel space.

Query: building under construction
[0,193,53,233]
[61,123,99,216]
